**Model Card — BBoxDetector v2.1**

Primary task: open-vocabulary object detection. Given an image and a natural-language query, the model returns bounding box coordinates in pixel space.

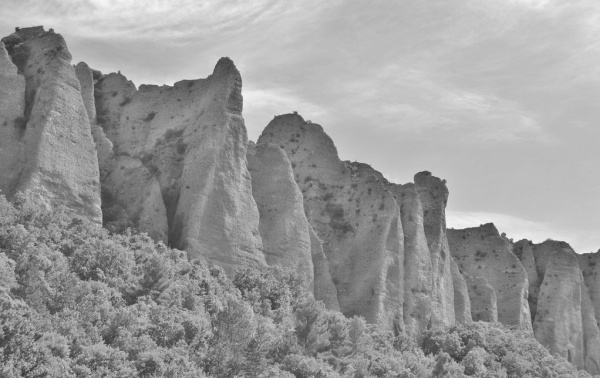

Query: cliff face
[93,58,264,274]
[257,114,404,325]
[578,252,600,352]
[413,172,457,327]
[391,183,435,336]
[0,41,25,196]
[1,28,599,374]
[246,141,315,290]
[448,229,600,374]
[447,224,531,329]
[0,27,101,222]
[530,241,600,374]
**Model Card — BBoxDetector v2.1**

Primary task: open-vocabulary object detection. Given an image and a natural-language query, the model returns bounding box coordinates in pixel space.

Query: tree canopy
[0,194,592,377]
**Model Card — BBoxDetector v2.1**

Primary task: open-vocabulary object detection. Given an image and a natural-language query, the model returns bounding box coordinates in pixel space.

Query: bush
[0,194,591,377]
[143,111,156,122]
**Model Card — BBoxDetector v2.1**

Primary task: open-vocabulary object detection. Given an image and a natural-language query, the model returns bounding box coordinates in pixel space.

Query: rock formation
[512,239,539,322]
[413,172,457,327]
[0,27,101,222]
[1,27,599,374]
[529,241,600,374]
[450,259,472,324]
[463,273,498,322]
[93,57,265,274]
[447,224,531,329]
[0,41,25,197]
[578,251,600,343]
[390,183,435,336]
[257,114,404,325]
[309,224,340,311]
[246,141,314,289]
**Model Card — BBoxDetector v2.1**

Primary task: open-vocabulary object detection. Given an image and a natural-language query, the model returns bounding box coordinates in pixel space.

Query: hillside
[1,26,599,376]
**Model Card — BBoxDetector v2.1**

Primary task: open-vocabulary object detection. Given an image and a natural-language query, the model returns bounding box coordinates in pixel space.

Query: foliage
[0,194,592,377]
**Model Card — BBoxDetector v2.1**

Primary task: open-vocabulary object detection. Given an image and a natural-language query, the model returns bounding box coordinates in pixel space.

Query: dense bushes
[0,194,593,377]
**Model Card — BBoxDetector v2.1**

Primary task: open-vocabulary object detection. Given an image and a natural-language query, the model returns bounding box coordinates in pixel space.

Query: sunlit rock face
[447,224,531,329]
[258,114,403,325]
[247,141,314,291]
[389,183,435,336]
[0,27,101,223]
[308,223,340,311]
[3,27,600,375]
[0,41,25,197]
[512,239,539,322]
[530,241,600,374]
[94,57,264,274]
[578,250,600,373]
[413,172,457,327]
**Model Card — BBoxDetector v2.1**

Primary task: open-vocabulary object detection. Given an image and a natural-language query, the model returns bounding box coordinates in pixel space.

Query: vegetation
[0,194,591,377]
[143,111,157,122]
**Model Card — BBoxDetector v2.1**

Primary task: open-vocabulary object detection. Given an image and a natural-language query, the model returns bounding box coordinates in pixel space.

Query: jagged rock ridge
[1,27,599,374]
[0,27,101,222]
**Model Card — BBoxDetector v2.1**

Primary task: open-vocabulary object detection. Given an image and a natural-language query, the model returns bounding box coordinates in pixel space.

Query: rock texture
[258,114,404,325]
[513,239,539,322]
[73,61,114,171]
[391,183,434,336]
[414,172,457,327]
[579,251,600,340]
[0,41,26,197]
[0,27,101,222]
[531,241,600,374]
[94,58,264,274]
[463,273,498,323]
[450,259,472,324]
[447,224,531,329]
[247,141,314,289]
[309,224,340,311]
[2,28,600,375]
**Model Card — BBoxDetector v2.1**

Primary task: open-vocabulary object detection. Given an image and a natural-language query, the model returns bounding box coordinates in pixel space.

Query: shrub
[143,111,156,122]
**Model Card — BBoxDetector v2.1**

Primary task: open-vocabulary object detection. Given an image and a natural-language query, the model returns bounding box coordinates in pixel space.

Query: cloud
[339,64,551,143]
[446,210,600,254]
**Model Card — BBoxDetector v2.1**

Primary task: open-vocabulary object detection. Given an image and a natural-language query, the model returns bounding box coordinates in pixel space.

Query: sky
[2,0,599,253]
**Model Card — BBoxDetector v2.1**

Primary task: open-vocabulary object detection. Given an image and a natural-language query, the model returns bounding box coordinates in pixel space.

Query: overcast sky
[2,0,599,253]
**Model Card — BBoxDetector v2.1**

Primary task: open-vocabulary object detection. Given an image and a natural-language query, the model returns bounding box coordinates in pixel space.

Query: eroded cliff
[0,27,102,222]
[1,27,599,374]
[447,223,531,329]
[93,58,265,274]
[257,114,404,325]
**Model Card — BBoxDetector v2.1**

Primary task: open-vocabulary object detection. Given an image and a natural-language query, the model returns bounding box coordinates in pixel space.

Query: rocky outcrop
[578,251,600,375]
[309,224,340,311]
[447,224,531,329]
[74,62,96,123]
[73,61,114,178]
[0,41,26,197]
[258,114,403,325]
[391,183,434,336]
[451,259,472,324]
[0,27,101,222]
[531,241,600,373]
[513,239,539,322]
[578,252,600,333]
[94,57,264,274]
[463,273,497,322]
[247,141,314,289]
[101,156,168,243]
[3,28,600,375]
[414,172,456,327]
[581,282,600,375]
